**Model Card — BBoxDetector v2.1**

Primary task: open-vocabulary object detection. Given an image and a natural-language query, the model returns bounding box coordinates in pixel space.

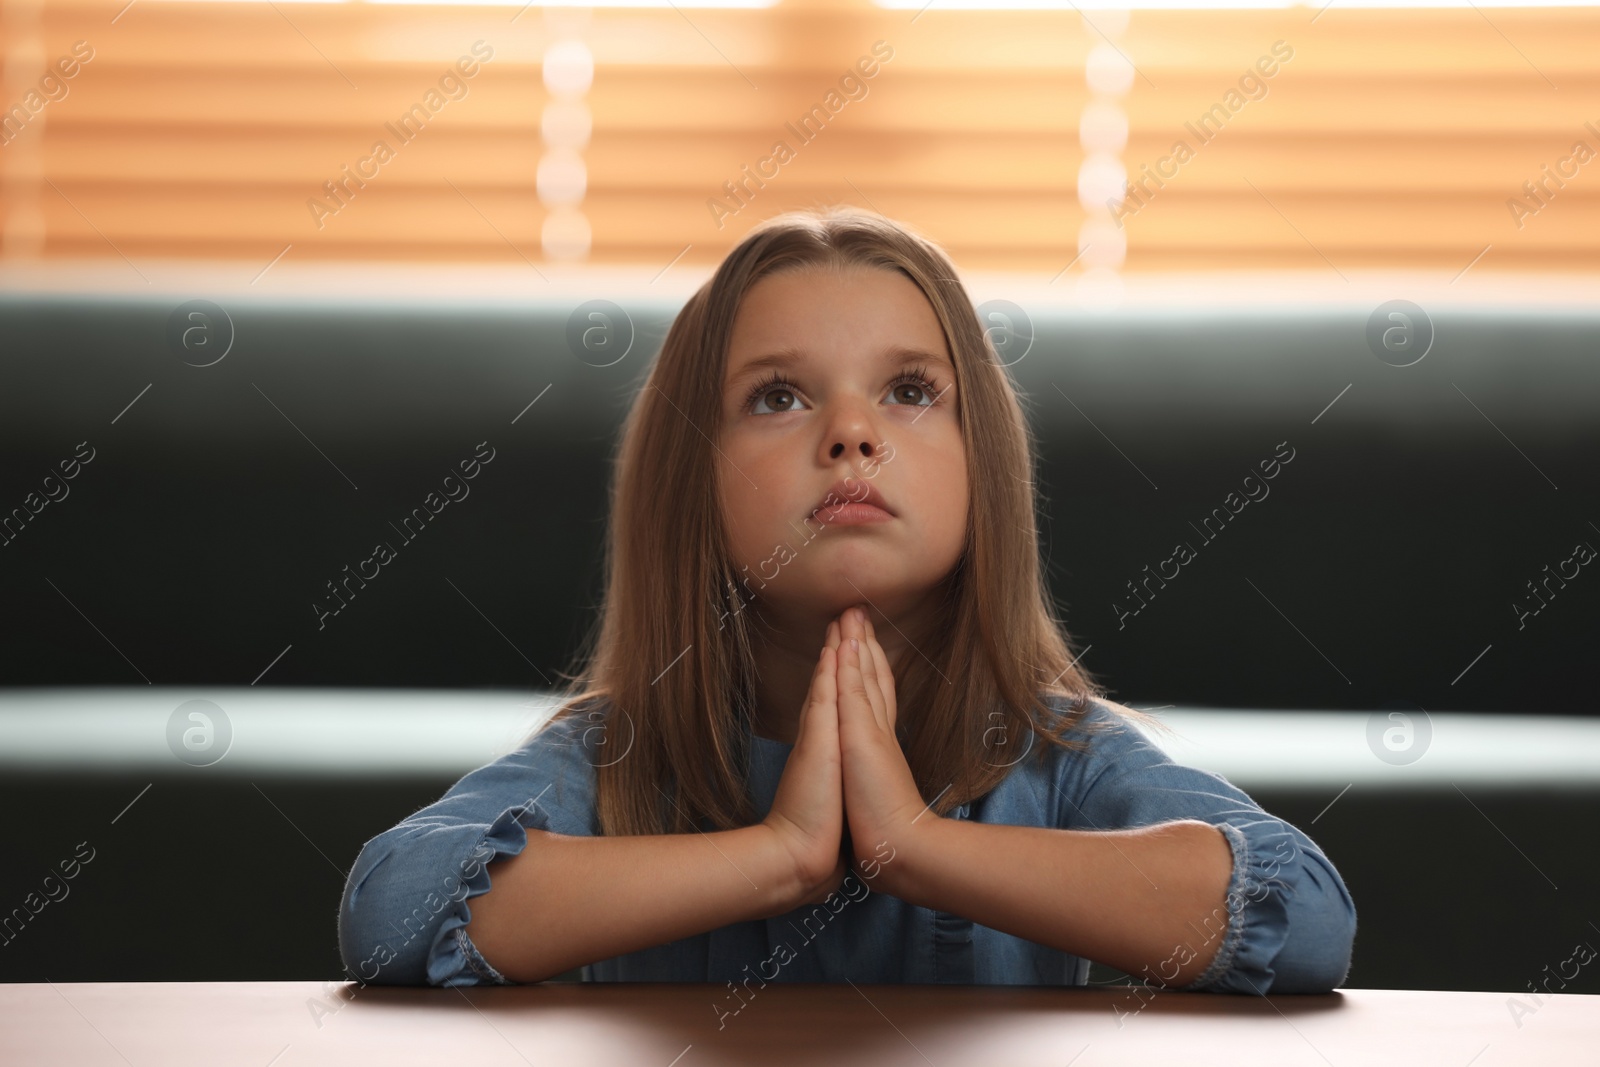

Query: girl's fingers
[864,628,897,730]
[864,613,893,730]
[800,643,832,733]
[853,620,889,732]
[838,609,887,732]
[818,647,838,730]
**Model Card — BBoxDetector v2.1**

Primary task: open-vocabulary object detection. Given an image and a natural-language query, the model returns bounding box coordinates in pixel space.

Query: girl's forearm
[467,824,799,983]
[883,818,1234,987]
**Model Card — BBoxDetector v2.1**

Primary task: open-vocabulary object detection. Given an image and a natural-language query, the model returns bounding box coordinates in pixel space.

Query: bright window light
[879,0,1599,8]
[162,0,779,6]
[235,0,778,6]
[371,0,777,5]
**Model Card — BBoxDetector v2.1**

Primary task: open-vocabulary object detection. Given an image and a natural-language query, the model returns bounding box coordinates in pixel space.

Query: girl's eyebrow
[725,345,954,393]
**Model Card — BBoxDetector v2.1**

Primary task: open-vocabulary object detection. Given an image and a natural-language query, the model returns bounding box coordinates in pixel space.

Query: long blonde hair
[545,206,1162,836]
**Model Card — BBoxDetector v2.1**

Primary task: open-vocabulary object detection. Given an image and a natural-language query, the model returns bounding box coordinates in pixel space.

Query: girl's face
[716,264,969,628]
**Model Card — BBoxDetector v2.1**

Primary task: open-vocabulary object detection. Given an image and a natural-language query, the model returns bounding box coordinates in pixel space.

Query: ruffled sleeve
[337,706,603,987]
[1051,698,1357,995]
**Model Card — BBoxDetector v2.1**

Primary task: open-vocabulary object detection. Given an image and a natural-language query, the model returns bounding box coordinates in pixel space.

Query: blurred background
[1,0,1596,995]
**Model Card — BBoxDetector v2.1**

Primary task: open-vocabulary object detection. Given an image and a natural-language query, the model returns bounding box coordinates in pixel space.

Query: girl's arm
[339,710,799,986]
[882,818,1235,988]
[467,823,797,983]
[880,698,1356,995]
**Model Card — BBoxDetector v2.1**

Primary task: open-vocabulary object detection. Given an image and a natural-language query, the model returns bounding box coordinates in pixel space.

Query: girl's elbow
[1269,849,1357,995]
[1206,868,1356,996]
[1268,900,1357,995]
[337,899,397,986]
[1267,950,1352,995]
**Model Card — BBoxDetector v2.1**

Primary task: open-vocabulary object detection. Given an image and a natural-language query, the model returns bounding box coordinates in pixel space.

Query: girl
[337,207,1356,996]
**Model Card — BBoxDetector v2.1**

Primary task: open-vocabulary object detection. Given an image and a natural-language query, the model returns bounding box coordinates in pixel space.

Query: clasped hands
[763,605,931,908]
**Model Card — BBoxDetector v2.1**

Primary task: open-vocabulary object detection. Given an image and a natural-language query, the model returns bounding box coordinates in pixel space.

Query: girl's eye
[885,367,940,407]
[744,371,802,415]
[741,365,944,415]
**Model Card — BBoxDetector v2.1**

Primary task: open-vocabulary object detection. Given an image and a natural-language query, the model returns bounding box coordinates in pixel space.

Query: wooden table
[2,981,1593,1065]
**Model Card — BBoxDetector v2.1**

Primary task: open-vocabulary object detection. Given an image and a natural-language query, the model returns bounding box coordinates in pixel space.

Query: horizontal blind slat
[4,1,1594,271]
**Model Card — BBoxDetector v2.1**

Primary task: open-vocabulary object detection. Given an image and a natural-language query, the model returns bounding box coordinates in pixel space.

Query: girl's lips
[816,501,894,525]
[814,477,895,518]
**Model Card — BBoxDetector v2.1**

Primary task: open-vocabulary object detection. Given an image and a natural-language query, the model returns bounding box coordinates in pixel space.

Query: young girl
[337,207,1356,997]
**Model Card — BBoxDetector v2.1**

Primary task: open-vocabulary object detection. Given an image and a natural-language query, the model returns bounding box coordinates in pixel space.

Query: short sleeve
[1050,699,1357,995]
[337,707,603,987]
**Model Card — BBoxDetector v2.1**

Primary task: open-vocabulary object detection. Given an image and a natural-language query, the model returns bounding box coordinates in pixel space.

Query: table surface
[2,981,1594,1066]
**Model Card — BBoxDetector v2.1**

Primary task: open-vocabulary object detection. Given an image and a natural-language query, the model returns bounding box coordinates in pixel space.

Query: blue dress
[337,694,1356,994]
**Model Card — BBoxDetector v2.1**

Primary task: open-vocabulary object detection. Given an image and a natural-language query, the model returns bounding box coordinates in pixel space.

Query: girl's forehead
[730,269,947,343]
[748,262,909,296]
